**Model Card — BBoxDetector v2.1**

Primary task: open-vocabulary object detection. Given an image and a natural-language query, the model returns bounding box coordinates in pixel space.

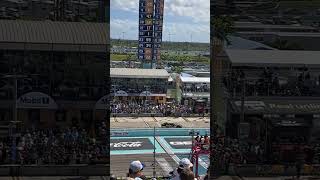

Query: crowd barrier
[111,113,163,117]
[0,164,108,176]
[229,164,320,176]
[110,128,210,137]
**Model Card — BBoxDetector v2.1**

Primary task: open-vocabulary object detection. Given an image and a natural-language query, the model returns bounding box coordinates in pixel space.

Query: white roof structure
[225,36,276,50]
[110,68,169,79]
[0,20,108,52]
[238,31,320,37]
[180,76,210,83]
[235,21,317,31]
[226,49,320,67]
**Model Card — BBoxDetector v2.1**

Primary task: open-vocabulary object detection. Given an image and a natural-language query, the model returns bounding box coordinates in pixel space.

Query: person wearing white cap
[170,158,193,180]
[126,160,145,180]
[179,158,193,170]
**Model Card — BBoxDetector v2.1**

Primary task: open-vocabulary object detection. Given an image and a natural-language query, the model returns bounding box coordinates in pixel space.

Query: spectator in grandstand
[195,135,200,143]
[110,101,198,116]
[227,68,320,97]
[204,135,209,145]
[2,122,109,165]
[126,160,145,180]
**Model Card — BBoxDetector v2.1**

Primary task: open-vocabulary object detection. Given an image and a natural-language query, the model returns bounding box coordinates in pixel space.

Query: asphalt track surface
[110,135,209,178]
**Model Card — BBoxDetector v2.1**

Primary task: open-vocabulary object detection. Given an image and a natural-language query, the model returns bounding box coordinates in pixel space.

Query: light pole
[153,126,156,178]
[240,73,245,124]
[3,74,27,164]
[168,31,175,43]
[144,85,150,113]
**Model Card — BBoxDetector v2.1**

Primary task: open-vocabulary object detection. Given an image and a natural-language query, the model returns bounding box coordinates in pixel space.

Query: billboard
[138,0,164,68]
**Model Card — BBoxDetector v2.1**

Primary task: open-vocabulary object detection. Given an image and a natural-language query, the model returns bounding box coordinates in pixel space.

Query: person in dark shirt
[180,168,196,180]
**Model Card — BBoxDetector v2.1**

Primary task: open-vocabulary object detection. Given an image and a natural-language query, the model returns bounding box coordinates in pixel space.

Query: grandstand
[0,19,108,130]
[221,49,320,164]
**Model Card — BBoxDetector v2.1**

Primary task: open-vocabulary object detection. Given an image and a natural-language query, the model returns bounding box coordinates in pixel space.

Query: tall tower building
[138,0,164,69]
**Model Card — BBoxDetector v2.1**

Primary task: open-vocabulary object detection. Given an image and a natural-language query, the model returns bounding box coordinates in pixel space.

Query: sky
[110,0,210,43]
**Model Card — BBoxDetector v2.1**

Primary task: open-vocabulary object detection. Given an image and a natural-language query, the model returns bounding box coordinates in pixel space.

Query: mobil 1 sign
[164,138,192,149]
[110,138,154,151]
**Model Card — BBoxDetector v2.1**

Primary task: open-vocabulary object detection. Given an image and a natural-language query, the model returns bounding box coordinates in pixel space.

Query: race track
[110,128,210,178]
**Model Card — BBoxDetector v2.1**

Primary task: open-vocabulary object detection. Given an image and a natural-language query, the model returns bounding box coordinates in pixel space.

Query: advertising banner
[17,92,58,109]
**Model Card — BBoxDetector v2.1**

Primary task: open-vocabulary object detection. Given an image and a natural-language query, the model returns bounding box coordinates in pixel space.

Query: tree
[211,15,234,134]
[173,66,183,74]
[210,15,234,177]
[212,15,234,46]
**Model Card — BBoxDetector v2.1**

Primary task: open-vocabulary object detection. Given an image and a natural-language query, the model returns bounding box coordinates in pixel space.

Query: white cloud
[165,0,209,23]
[110,19,138,40]
[110,0,139,12]
[111,18,209,43]
[110,0,210,42]
[110,0,209,23]
[163,22,209,42]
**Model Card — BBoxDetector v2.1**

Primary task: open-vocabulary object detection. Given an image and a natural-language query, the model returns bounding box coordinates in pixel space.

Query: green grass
[110,54,131,61]
[111,53,210,63]
[162,54,210,63]
[111,39,209,52]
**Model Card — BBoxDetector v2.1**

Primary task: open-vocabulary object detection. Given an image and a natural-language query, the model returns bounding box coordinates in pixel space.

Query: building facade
[178,76,210,113]
[110,68,169,104]
[223,49,320,162]
[0,20,108,130]
[0,0,106,22]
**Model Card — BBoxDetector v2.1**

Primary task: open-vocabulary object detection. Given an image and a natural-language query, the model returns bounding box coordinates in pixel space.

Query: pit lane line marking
[198,156,209,169]
[155,136,180,164]
[156,157,174,175]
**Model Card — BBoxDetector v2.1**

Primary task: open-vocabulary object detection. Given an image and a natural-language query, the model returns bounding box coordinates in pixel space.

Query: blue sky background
[110,0,209,43]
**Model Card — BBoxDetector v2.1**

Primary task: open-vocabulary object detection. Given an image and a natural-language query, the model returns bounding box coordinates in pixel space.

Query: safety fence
[110,128,210,137]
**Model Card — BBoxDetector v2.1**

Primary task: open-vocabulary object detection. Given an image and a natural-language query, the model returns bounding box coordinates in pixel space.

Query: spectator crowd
[225,68,320,97]
[211,135,320,175]
[110,101,202,116]
[182,84,210,93]
[0,122,109,165]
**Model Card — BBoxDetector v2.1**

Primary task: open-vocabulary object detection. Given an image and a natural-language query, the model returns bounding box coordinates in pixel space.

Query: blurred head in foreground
[127,160,145,180]
[180,168,195,180]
